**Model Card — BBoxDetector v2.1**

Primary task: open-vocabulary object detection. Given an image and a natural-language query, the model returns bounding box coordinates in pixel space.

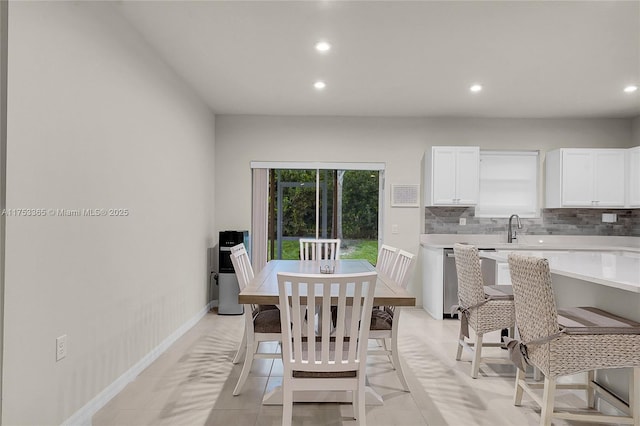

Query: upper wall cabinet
[476,151,538,218]
[628,146,640,207]
[545,148,626,208]
[425,146,479,206]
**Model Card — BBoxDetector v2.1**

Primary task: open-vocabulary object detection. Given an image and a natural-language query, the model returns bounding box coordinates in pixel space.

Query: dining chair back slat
[299,238,341,260]
[334,283,348,363]
[376,245,398,277]
[389,250,416,289]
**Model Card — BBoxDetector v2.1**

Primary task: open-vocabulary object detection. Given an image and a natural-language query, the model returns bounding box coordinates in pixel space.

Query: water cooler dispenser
[217,230,248,315]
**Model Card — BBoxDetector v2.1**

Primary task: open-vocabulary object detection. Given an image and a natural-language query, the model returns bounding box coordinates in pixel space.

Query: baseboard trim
[62,301,214,426]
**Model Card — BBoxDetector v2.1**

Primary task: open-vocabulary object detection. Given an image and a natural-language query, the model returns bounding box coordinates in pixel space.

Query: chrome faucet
[508,214,522,243]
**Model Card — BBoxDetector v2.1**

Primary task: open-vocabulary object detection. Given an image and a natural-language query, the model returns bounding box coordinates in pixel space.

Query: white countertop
[420,234,640,253]
[481,250,640,293]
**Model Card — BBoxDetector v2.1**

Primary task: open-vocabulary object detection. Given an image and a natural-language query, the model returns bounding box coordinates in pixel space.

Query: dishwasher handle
[446,249,496,258]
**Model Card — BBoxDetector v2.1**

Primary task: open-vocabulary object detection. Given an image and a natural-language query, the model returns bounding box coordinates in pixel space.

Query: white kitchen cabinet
[545,148,626,208]
[628,146,640,207]
[425,146,479,206]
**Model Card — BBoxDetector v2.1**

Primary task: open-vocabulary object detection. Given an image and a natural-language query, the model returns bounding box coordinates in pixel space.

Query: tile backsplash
[424,207,640,237]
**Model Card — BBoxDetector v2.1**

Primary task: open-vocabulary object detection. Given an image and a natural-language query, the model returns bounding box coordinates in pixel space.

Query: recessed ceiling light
[314,81,326,90]
[470,84,483,93]
[315,41,331,52]
[624,85,638,93]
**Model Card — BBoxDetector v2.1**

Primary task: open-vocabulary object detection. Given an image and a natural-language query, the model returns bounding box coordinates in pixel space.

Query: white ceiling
[116,0,640,118]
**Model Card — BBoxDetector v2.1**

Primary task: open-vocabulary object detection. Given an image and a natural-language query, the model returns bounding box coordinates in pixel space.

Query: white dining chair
[299,238,341,260]
[375,244,398,278]
[370,244,398,374]
[368,249,416,391]
[277,271,376,426]
[230,243,254,364]
[229,244,281,396]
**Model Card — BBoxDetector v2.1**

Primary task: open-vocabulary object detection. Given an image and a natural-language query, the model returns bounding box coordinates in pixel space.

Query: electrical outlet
[392,224,399,234]
[602,213,617,223]
[56,335,67,361]
[459,218,466,226]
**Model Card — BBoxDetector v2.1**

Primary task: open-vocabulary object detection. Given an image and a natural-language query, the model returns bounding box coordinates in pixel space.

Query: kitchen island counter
[420,234,639,320]
[481,250,640,293]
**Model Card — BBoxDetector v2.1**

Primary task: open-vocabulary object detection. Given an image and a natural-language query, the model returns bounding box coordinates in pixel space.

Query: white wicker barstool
[453,243,515,378]
[507,253,640,426]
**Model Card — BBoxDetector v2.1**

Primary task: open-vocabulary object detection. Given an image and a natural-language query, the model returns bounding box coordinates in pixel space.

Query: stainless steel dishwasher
[443,248,496,318]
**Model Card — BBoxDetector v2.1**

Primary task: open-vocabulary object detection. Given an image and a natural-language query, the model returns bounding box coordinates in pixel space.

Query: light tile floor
[93,308,616,425]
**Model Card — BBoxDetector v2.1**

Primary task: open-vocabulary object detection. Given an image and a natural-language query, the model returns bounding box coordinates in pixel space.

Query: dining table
[238,258,416,405]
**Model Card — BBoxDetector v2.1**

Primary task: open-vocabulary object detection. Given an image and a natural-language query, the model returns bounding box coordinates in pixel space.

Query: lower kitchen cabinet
[422,246,445,319]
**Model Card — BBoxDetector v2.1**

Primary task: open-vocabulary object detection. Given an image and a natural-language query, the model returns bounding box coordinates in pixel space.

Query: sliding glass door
[271,169,331,259]
[268,168,380,264]
[338,170,380,262]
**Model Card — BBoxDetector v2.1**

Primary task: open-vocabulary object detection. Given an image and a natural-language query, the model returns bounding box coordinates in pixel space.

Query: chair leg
[455,327,464,361]
[282,381,293,426]
[533,366,542,382]
[233,341,255,396]
[540,376,556,426]
[514,367,526,406]
[352,388,357,420]
[631,367,639,426]
[382,338,393,365]
[356,383,367,426]
[471,333,483,379]
[391,333,409,391]
[232,327,246,364]
[586,370,595,408]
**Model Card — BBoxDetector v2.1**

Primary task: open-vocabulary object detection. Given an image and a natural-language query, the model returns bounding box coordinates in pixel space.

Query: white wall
[633,116,640,146]
[215,115,634,306]
[5,2,215,424]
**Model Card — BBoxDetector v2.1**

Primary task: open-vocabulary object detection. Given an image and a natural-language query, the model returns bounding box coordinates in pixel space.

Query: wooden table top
[238,259,416,307]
